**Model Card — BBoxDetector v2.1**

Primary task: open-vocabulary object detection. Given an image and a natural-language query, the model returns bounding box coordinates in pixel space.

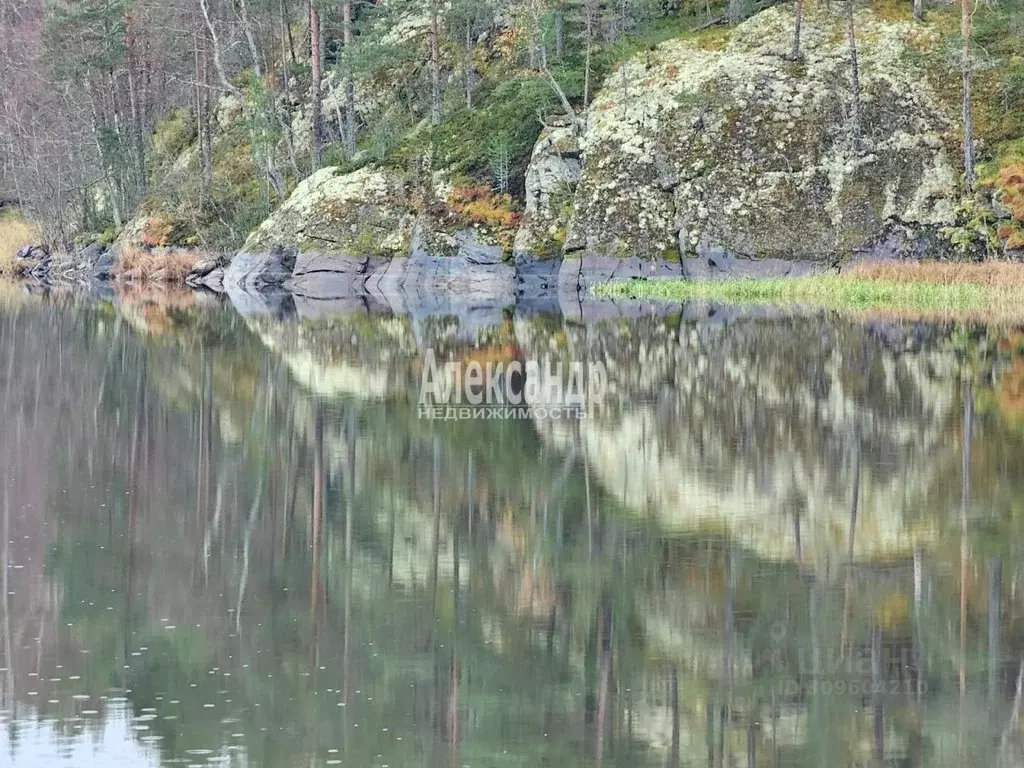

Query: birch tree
[310,0,324,168]
[429,0,443,125]
[846,0,863,151]
[961,0,975,189]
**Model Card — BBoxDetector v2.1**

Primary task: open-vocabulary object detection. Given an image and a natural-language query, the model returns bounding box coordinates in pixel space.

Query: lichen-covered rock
[566,5,960,263]
[514,123,583,260]
[215,92,245,130]
[243,166,418,256]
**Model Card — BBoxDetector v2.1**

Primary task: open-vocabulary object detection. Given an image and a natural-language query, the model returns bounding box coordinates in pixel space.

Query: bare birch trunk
[310,0,323,169]
[961,0,975,189]
[790,0,803,59]
[846,0,863,151]
[125,11,146,193]
[430,0,442,125]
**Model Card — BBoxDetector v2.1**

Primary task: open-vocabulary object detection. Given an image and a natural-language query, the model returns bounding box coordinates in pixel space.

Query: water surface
[2,292,1024,766]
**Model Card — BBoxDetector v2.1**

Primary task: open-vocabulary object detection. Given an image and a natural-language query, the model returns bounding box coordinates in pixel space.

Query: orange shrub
[141,216,176,248]
[998,163,1024,221]
[448,186,523,229]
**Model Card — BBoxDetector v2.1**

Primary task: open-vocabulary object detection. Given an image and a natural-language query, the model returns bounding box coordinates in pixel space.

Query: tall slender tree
[310,0,324,168]
[341,0,357,156]
[790,0,804,60]
[846,0,863,151]
[429,0,442,125]
[961,0,975,189]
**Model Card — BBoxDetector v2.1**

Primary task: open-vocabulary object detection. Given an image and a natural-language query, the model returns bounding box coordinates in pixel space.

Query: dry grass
[844,260,1024,286]
[0,212,41,275]
[115,246,209,283]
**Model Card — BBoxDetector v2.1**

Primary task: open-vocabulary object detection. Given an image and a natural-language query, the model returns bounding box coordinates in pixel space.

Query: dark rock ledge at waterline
[223,235,847,303]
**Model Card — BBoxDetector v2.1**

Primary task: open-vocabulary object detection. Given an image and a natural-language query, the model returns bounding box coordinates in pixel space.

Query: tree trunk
[124,10,146,193]
[464,16,474,109]
[279,0,301,178]
[961,0,975,189]
[193,18,213,200]
[583,0,596,109]
[238,0,263,78]
[846,0,863,151]
[728,0,742,25]
[342,1,357,156]
[914,0,924,23]
[555,5,565,59]
[790,0,803,59]
[199,0,237,94]
[429,0,442,125]
[310,0,323,169]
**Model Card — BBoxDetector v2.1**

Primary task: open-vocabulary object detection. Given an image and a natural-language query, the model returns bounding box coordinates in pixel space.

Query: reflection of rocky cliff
[251,300,983,564]
[518,311,976,564]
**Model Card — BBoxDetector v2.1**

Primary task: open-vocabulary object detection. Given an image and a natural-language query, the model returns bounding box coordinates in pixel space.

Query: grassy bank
[593,262,1024,316]
[0,211,40,275]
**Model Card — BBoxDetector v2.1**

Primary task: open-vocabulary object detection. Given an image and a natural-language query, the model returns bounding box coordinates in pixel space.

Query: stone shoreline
[221,245,838,318]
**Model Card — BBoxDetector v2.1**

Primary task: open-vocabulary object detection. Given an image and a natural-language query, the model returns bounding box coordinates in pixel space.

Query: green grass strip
[592,276,1005,312]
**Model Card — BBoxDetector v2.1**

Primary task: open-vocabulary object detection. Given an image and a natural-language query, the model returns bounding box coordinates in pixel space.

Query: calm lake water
[2,291,1024,767]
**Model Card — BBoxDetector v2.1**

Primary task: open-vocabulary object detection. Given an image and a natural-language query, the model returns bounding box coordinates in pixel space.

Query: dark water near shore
[3,291,1024,766]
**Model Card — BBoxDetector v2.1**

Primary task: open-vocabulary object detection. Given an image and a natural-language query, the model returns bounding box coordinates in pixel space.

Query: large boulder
[513,123,583,261]
[235,165,519,301]
[14,245,51,280]
[565,5,960,265]
[242,166,417,256]
[80,243,116,280]
[225,245,298,291]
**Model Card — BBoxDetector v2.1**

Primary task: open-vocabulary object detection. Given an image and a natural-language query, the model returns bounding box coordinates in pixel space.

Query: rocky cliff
[226,4,970,291]
[564,5,960,266]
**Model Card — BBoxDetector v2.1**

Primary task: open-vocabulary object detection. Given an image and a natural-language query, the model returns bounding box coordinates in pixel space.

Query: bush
[448,185,523,229]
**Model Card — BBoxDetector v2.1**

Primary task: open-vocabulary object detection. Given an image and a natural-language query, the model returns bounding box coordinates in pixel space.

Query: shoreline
[9,255,1024,325]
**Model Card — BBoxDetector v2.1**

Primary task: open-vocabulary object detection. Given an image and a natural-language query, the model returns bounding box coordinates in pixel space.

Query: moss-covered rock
[243,166,417,256]
[566,5,960,262]
[513,123,581,260]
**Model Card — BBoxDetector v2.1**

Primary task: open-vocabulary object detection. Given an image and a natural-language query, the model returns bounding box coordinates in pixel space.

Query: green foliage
[151,109,196,168]
[43,0,128,83]
[389,77,554,195]
[942,198,1000,258]
[360,109,416,164]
